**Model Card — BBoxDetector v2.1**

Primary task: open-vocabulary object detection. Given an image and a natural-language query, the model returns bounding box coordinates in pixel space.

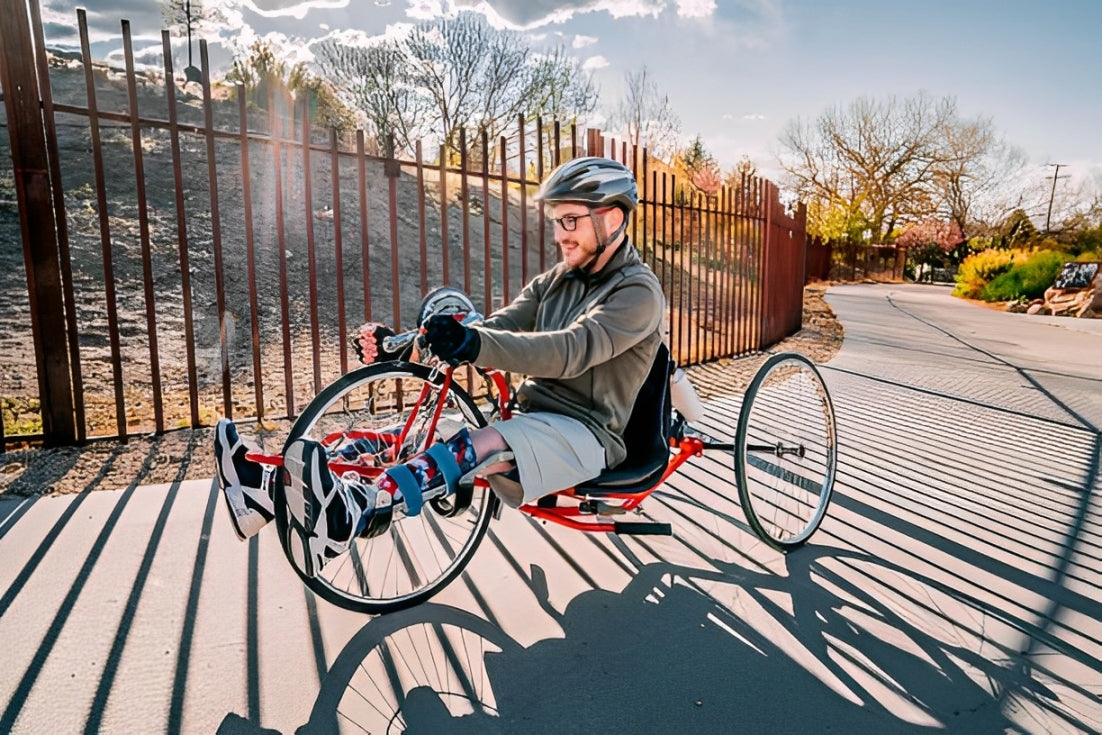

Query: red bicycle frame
[246,362,714,534]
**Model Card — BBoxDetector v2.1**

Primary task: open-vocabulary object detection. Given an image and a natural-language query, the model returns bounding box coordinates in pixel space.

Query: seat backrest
[618,342,672,469]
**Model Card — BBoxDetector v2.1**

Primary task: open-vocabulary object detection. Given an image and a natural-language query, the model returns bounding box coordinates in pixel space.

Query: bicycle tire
[273,362,497,614]
[734,352,837,550]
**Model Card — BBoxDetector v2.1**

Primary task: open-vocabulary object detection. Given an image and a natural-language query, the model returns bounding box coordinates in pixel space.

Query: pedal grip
[613,522,672,536]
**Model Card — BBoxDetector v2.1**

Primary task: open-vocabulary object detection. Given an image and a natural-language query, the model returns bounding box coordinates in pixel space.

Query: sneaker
[215,419,275,540]
[283,438,377,577]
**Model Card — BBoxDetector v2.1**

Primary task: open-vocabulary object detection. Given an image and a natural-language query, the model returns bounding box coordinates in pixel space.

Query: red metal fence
[0,3,809,448]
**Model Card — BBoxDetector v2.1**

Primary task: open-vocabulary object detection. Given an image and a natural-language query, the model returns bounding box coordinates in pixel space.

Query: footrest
[613,522,672,536]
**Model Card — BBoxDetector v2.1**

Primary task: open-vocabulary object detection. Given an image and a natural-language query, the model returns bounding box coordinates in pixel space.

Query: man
[216,156,665,577]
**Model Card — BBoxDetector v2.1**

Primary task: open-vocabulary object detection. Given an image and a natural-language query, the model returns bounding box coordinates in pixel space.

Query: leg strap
[385,464,424,517]
[426,442,472,518]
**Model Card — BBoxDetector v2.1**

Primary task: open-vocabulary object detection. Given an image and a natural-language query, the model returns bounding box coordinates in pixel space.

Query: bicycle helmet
[534,156,638,213]
[416,286,478,327]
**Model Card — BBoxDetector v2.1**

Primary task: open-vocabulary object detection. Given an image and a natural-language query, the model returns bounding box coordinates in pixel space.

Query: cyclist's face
[549,204,602,269]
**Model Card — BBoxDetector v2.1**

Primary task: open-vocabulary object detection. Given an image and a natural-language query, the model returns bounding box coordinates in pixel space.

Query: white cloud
[582,54,609,71]
[405,0,450,20]
[742,114,766,121]
[572,34,598,48]
[675,0,715,18]
[236,0,352,21]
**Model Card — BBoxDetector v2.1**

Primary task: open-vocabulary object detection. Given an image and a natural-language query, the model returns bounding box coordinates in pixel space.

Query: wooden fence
[0,1,808,448]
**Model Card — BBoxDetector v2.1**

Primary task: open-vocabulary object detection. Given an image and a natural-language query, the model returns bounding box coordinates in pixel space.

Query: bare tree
[931,116,1028,237]
[402,13,595,163]
[313,14,594,163]
[610,66,682,162]
[779,92,959,242]
[314,38,429,156]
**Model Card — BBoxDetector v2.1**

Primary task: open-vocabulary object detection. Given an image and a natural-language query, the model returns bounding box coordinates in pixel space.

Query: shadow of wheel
[298,604,523,734]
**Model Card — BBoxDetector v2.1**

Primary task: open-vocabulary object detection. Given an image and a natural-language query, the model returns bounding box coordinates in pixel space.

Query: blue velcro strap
[386,464,423,517]
[425,443,462,495]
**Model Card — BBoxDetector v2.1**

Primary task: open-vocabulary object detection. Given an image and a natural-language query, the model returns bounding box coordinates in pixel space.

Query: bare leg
[468,426,524,508]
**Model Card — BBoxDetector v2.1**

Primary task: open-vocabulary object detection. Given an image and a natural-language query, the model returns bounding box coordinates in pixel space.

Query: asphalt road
[0,283,1099,734]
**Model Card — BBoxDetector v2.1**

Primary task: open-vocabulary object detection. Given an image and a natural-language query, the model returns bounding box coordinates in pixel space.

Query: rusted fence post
[0,0,76,446]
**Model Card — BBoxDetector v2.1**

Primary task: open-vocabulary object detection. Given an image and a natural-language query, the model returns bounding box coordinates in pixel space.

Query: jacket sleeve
[474,276,663,378]
[479,276,543,332]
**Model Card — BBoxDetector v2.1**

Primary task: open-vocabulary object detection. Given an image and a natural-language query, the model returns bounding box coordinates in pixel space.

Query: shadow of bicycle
[285,536,1068,735]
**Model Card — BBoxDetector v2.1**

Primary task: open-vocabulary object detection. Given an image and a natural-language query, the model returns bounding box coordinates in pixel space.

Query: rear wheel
[734,352,837,550]
[274,362,496,614]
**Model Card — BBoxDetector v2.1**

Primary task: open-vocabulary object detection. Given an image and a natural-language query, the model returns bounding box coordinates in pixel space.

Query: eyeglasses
[549,212,594,232]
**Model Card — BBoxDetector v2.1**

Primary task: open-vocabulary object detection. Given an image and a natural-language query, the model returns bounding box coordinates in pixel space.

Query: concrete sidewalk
[1,283,1099,734]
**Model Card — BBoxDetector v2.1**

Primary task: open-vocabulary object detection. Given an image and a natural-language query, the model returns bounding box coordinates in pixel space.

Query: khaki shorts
[491,412,606,504]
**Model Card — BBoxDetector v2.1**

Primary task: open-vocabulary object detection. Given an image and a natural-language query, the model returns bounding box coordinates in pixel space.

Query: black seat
[575,343,672,496]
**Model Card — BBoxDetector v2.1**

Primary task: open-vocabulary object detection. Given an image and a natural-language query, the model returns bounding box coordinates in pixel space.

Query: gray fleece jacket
[472,239,665,468]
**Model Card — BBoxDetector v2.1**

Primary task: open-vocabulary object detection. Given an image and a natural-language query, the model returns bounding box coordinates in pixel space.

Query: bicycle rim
[274,363,495,614]
[734,352,837,550]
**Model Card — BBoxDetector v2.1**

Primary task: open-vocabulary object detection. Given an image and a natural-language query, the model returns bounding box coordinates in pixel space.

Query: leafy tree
[610,65,682,162]
[225,38,354,130]
[897,219,967,280]
[675,135,721,198]
[1000,208,1039,248]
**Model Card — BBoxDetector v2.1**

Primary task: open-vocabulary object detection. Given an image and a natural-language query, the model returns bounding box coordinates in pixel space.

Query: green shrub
[980,250,1066,302]
[953,248,1023,298]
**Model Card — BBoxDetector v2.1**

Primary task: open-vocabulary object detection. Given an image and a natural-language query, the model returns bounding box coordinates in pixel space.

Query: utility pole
[1045,163,1066,234]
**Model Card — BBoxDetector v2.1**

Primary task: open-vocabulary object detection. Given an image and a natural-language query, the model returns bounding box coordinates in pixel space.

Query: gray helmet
[535,157,638,213]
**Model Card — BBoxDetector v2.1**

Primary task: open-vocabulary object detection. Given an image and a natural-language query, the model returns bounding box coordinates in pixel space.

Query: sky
[36,0,1102,206]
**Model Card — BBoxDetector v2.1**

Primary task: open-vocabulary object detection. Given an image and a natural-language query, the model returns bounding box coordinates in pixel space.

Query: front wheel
[274,362,497,614]
[734,352,837,551]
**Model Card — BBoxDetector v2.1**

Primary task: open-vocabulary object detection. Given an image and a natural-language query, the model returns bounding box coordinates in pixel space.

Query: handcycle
[249,307,838,616]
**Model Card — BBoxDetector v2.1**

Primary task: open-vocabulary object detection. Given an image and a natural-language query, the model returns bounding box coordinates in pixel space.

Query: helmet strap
[579,209,628,273]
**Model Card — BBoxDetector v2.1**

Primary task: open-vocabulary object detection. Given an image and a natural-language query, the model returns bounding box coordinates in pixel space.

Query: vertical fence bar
[387,142,402,328]
[331,129,348,375]
[481,130,492,313]
[499,136,510,304]
[236,84,263,420]
[301,96,321,395]
[356,130,372,323]
[459,128,471,296]
[415,140,428,296]
[438,146,449,286]
[164,31,201,427]
[78,10,126,439]
[28,0,84,442]
[271,88,294,417]
[536,115,546,273]
[200,41,232,419]
[518,115,528,285]
[122,21,164,432]
[632,144,641,256]
[723,186,734,357]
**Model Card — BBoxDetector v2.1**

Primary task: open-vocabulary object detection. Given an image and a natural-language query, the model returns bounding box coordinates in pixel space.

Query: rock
[1026,303,1046,315]
[1043,262,1102,318]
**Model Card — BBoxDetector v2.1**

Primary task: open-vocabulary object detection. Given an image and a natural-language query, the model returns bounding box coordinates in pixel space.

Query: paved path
[1,283,1099,733]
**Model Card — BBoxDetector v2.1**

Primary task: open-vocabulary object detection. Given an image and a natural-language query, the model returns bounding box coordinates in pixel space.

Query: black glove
[352,322,399,365]
[422,314,481,365]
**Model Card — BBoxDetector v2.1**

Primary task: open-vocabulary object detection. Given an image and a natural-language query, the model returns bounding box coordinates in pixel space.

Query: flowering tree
[898,219,966,281]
